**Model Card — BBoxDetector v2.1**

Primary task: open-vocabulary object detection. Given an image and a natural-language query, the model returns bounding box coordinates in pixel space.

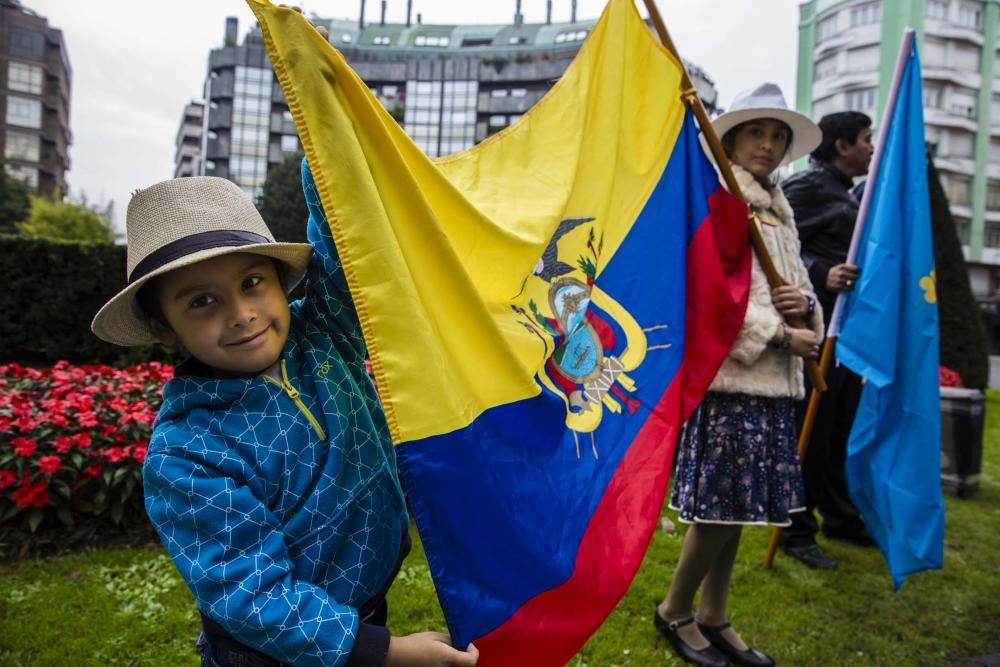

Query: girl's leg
[696,525,749,650]
[658,523,741,648]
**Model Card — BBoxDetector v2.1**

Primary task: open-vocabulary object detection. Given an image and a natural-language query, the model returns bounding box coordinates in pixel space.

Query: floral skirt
[669,391,805,526]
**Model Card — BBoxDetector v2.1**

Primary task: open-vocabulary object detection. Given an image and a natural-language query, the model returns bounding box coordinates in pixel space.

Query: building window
[924,85,944,109]
[490,88,508,98]
[5,130,39,162]
[987,182,1000,210]
[231,66,273,198]
[5,163,38,189]
[948,89,977,119]
[382,85,398,97]
[508,36,526,45]
[927,0,949,20]
[849,2,881,27]
[341,33,353,43]
[8,62,43,95]
[957,2,982,29]
[7,27,44,60]
[511,88,527,97]
[944,175,971,206]
[947,131,975,158]
[5,95,41,129]
[555,30,588,43]
[985,222,1000,248]
[845,87,876,111]
[815,56,838,81]
[414,35,449,47]
[280,135,298,153]
[817,15,838,42]
[404,78,476,156]
[372,35,391,45]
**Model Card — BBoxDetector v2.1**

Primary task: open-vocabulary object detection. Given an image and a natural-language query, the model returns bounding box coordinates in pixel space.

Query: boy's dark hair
[135,256,291,332]
[810,111,872,163]
[720,119,795,161]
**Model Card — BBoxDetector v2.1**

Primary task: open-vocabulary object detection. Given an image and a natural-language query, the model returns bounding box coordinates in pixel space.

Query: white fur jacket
[709,165,825,400]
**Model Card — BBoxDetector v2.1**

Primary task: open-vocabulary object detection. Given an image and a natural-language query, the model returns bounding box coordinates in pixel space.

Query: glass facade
[404,79,477,156]
[231,66,272,198]
[5,163,37,189]
[5,95,41,129]
[5,129,39,161]
[8,62,43,95]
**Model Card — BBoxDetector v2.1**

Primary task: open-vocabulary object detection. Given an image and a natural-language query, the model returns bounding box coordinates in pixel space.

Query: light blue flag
[834,36,944,589]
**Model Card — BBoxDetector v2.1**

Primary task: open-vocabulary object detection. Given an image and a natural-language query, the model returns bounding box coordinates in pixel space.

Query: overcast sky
[25,0,799,233]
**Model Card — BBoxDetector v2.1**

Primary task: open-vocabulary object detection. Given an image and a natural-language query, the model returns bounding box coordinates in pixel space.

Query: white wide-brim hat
[92,176,313,347]
[703,83,822,167]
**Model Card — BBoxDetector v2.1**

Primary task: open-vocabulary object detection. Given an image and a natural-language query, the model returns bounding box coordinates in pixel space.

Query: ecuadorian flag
[249,0,751,662]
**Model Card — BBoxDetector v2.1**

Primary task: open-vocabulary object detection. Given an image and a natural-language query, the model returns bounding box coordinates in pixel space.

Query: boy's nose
[229,299,257,327]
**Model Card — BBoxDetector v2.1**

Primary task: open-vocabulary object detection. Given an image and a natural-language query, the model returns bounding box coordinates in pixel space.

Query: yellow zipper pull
[266,360,327,441]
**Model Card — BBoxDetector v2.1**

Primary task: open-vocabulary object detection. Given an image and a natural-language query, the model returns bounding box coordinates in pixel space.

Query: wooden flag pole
[640,0,826,392]
[762,334,836,568]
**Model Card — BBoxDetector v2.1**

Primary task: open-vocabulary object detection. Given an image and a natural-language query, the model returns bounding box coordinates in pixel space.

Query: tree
[16,190,119,244]
[927,146,988,389]
[0,167,30,233]
[256,151,308,243]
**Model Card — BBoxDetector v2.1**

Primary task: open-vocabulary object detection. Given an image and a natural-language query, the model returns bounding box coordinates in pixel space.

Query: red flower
[76,412,99,428]
[0,470,16,489]
[72,432,93,448]
[103,447,125,463]
[37,456,61,474]
[53,436,74,454]
[84,464,102,478]
[49,414,69,427]
[12,437,37,457]
[940,366,964,388]
[11,477,48,508]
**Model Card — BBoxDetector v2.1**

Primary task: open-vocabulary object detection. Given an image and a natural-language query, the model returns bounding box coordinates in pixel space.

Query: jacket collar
[811,159,854,190]
[730,163,794,226]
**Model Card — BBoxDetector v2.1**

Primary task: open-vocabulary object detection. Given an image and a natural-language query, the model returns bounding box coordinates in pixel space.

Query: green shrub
[0,234,170,366]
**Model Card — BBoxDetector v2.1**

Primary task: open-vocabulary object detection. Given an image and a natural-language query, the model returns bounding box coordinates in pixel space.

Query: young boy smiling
[93,164,478,667]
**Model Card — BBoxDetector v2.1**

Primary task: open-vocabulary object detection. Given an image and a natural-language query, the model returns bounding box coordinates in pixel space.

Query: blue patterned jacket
[143,161,409,667]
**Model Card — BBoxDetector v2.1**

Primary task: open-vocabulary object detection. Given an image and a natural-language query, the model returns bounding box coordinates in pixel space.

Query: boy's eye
[189,294,216,309]
[242,276,263,290]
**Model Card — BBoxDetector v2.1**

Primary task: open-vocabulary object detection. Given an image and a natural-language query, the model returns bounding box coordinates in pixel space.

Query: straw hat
[92,176,313,347]
[705,83,822,166]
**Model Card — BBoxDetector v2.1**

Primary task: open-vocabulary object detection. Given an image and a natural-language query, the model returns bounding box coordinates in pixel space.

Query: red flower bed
[940,366,964,388]
[0,361,172,531]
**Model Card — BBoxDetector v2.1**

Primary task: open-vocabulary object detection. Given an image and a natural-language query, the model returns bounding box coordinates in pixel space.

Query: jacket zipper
[263,359,327,441]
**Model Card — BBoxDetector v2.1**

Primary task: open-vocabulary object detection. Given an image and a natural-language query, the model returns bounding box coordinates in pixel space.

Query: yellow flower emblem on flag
[919,269,936,304]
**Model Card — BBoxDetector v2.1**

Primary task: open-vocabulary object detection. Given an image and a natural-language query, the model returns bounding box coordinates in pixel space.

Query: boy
[92,162,478,667]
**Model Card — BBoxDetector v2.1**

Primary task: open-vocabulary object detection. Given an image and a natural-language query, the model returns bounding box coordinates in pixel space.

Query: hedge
[0,234,168,366]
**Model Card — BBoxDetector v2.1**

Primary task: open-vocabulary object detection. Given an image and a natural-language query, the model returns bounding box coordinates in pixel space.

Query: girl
[654,84,824,667]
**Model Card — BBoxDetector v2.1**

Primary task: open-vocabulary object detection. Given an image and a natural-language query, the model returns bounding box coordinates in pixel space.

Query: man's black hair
[811,111,872,163]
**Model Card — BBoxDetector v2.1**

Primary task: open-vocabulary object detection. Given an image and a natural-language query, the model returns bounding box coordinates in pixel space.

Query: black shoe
[653,610,729,667]
[822,525,875,548]
[780,542,837,569]
[697,622,774,667]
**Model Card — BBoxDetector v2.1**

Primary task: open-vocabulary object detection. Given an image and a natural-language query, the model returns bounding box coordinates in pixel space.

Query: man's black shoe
[823,525,875,548]
[780,542,837,569]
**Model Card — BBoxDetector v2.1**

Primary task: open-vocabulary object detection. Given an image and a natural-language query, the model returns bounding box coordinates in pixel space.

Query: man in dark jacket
[780,111,874,569]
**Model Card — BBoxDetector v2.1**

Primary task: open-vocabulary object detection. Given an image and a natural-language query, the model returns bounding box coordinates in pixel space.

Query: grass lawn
[2,396,998,666]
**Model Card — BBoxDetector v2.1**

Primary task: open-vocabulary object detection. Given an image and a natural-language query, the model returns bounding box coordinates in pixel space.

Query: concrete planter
[940,387,985,498]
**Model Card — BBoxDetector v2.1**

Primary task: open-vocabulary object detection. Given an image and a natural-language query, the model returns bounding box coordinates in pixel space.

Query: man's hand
[771,285,808,318]
[826,263,860,292]
[385,632,479,667]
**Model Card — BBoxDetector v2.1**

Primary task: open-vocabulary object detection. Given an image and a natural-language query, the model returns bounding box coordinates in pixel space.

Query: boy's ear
[149,319,177,346]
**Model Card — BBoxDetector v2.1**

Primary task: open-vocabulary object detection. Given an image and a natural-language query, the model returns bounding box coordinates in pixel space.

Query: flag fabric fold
[248,0,752,661]
[834,36,944,589]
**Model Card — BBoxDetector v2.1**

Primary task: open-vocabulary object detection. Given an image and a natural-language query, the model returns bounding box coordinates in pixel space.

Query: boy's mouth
[227,326,270,347]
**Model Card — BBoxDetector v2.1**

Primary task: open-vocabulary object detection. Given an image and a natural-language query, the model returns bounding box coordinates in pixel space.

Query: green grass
[3,395,999,666]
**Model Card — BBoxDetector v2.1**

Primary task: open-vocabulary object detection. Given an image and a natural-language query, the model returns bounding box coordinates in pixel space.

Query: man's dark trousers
[784,360,865,546]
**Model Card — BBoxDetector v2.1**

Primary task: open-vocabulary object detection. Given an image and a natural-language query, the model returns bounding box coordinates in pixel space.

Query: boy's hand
[385,632,479,666]
[279,4,330,39]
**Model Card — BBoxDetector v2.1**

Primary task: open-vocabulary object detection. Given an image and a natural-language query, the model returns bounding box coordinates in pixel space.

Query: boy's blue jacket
[143,162,408,667]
